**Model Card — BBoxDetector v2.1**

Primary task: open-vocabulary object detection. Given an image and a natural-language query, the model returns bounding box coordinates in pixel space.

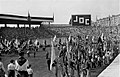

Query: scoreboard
[72,15,91,26]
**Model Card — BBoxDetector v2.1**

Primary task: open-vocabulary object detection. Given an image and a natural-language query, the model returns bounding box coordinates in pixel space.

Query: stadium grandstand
[93,14,120,27]
[0,14,120,41]
[0,13,62,40]
[0,14,120,42]
[0,13,120,77]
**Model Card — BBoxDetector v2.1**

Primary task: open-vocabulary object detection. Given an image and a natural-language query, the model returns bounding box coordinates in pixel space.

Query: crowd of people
[0,36,39,77]
[0,52,33,77]
[0,37,40,56]
[46,34,119,77]
[0,32,119,77]
[0,35,52,77]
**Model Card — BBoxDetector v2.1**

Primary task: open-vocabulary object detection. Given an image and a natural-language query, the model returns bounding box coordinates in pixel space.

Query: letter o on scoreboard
[72,15,91,26]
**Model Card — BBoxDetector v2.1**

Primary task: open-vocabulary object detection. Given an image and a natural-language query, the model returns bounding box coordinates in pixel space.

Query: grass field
[1,47,111,77]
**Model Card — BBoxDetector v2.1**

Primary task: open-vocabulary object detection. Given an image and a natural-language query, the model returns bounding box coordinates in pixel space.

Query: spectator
[0,57,6,77]
[43,40,46,51]
[105,51,110,65]
[7,59,16,77]
[15,52,29,77]
[27,64,33,77]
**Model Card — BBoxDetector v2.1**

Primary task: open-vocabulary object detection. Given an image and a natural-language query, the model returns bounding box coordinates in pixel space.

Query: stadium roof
[0,14,54,24]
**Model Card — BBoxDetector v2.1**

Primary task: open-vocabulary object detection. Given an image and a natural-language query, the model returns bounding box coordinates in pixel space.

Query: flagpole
[109,15,111,40]
[96,15,98,37]
[71,15,72,26]
[53,13,54,22]
[28,11,31,29]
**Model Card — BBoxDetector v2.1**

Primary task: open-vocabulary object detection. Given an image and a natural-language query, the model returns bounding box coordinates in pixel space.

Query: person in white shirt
[105,51,110,64]
[27,64,33,77]
[7,59,15,77]
[15,52,29,77]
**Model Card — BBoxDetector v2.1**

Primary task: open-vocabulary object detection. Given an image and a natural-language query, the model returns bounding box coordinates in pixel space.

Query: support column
[39,24,41,27]
[29,23,31,29]
[5,24,7,27]
[49,22,50,25]
[40,23,42,27]
[17,24,19,28]
[24,24,26,27]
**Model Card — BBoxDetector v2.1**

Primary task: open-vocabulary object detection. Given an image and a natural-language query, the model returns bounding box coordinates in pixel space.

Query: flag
[101,33,104,41]
[68,35,73,45]
[50,36,56,71]
[66,38,71,75]
[68,35,71,42]
[66,38,69,56]
[66,37,71,59]
[53,35,56,42]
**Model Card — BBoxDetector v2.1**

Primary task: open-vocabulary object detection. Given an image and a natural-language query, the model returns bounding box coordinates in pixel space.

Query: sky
[0,0,120,24]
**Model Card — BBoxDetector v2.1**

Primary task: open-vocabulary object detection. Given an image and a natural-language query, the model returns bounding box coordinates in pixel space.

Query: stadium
[0,1,120,77]
[0,12,120,77]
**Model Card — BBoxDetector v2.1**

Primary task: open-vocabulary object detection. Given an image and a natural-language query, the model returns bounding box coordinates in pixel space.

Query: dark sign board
[72,15,91,26]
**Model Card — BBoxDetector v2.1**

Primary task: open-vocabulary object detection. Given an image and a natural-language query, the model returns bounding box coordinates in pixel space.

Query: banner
[50,35,56,71]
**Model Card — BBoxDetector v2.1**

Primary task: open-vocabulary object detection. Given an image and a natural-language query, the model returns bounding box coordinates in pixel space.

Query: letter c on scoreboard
[85,19,90,25]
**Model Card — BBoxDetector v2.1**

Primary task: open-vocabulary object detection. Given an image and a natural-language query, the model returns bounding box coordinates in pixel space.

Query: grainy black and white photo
[0,0,120,77]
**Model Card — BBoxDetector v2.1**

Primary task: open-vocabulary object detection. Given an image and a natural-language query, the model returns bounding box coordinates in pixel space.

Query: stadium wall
[94,14,120,27]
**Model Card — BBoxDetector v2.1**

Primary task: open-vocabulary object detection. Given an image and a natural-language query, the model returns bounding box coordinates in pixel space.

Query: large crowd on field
[46,34,119,77]
[0,27,120,77]
[0,37,40,56]
[0,37,42,77]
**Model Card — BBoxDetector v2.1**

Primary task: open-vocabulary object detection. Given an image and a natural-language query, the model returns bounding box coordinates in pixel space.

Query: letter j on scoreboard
[72,15,91,26]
